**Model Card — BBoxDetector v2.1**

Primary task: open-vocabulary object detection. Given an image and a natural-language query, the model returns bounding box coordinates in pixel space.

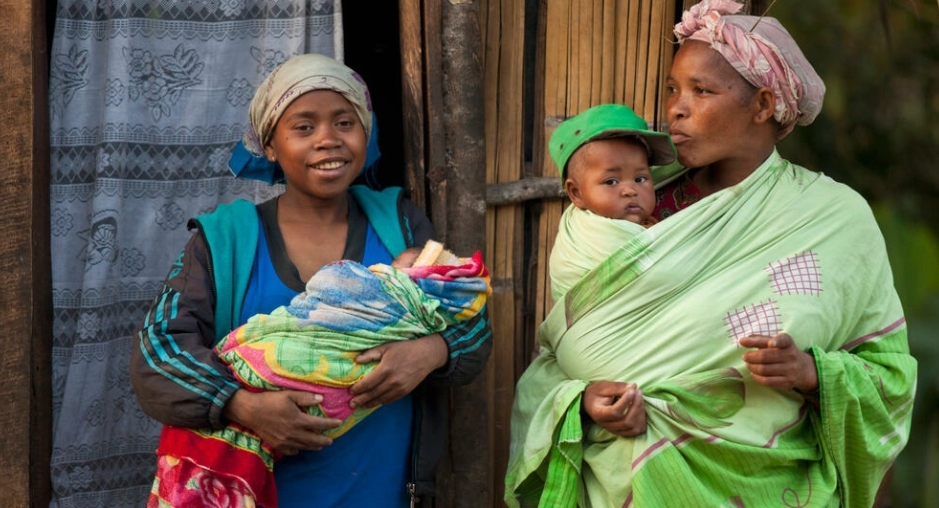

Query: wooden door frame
[0,0,53,506]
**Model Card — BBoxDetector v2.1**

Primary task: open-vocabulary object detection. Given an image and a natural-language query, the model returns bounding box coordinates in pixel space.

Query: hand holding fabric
[582,381,647,437]
[224,389,342,455]
[349,333,449,409]
[740,332,819,392]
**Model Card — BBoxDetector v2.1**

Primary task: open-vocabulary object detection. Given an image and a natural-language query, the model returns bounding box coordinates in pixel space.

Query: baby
[547,103,676,300]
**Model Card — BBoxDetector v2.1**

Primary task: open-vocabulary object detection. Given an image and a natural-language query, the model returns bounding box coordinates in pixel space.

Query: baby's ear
[565,178,585,209]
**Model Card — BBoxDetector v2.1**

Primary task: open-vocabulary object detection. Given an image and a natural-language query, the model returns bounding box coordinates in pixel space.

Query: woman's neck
[692,146,774,197]
[276,189,350,225]
[275,190,351,281]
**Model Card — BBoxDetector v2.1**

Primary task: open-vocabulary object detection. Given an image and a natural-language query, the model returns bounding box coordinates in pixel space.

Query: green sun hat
[549,104,676,179]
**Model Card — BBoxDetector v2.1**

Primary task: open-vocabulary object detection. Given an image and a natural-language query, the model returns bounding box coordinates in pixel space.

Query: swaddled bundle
[151,240,490,508]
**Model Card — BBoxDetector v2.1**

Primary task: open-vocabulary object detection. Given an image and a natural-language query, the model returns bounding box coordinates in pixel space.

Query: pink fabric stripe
[764,401,809,448]
[840,317,905,351]
[621,491,633,507]
[632,437,671,469]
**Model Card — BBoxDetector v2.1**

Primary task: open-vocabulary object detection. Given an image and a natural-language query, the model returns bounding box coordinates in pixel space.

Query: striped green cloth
[505,151,917,508]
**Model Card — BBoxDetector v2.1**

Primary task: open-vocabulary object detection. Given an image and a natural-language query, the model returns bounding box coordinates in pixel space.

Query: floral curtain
[48,1,343,506]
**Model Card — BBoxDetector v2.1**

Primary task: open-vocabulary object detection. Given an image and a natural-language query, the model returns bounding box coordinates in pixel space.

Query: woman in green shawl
[505,1,917,507]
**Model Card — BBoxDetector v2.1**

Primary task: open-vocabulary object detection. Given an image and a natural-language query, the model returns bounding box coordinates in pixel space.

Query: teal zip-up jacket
[131,186,492,499]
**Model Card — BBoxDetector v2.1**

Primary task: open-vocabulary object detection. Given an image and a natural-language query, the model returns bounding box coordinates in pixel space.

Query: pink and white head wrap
[674,0,825,138]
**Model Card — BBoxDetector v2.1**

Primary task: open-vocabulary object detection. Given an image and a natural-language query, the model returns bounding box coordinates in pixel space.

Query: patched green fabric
[506,151,916,508]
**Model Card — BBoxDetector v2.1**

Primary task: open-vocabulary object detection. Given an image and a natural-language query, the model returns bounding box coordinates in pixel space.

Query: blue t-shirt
[241,221,414,508]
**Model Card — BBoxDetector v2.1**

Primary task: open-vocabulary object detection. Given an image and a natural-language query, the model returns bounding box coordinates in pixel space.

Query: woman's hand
[740,332,819,393]
[223,389,342,455]
[582,381,647,437]
[349,333,449,409]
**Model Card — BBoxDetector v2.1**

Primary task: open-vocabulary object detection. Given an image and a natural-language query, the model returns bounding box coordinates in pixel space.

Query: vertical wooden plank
[613,0,629,104]
[399,0,427,209]
[422,0,448,236]
[624,0,641,108]
[534,0,570,332]
[480,0,528,501]
[0,0,52,506]
[599,0,617,103]
[567,1,581,114]
[440,2,489,507]
[654,0,677,128]
[527,0,546,361]
[573,0,589,114]
[589,1,603,103]
[634,0,653,114]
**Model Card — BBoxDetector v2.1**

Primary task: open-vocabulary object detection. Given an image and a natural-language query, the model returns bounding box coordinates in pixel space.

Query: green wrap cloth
[549,207,647,302]
[505,151,917,508]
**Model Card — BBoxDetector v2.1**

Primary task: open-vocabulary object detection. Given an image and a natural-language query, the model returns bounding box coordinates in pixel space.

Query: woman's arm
[432,307,494,384]
[131,231,343,451]
[130,232,240,429]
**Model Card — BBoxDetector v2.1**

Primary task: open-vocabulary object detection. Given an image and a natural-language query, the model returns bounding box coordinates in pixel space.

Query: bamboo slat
[480,0,526,503]
[600,0,617,103]
[635,0,653,115]
[649,0,668,121]
[624,0,641,108]
[656,0,678,128]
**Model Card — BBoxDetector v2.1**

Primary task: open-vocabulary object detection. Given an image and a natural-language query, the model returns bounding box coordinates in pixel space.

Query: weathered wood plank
[0,0,52,506]
[439,1,490,506]
[399,0,426,210]
[423,0,448,237]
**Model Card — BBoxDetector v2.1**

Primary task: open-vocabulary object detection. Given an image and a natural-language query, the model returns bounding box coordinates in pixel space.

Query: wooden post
[0,0,52,506]
[439,0,490,506]
[399,0,427,209]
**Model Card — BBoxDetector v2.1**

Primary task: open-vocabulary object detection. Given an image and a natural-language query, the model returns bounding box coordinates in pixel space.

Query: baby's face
[565,138,656,223]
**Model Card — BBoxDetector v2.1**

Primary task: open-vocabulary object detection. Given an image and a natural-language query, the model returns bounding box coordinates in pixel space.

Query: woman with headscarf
[505,1,916,507]
[131,54,492,508]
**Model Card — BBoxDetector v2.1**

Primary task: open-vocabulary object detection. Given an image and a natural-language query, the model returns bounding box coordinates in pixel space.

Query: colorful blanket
[150,253,490,508]
[505,151,917,508]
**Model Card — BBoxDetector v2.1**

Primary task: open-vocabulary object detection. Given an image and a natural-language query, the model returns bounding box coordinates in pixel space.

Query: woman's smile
[308,159,348,171]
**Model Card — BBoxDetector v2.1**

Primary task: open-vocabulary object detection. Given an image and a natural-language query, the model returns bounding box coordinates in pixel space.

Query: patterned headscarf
[674,0,825,138]
[243,53,373,156]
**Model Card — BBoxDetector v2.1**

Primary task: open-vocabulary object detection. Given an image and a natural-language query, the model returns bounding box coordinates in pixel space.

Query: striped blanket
[505,151,916,508]
[149,253,489,508]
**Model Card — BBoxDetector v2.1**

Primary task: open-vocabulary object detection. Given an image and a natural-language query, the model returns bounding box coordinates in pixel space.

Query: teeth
[311,160,345,170]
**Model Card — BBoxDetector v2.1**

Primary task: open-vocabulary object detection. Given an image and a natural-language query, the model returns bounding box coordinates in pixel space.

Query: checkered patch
[766,251,822,296]
[725,300,782,346]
